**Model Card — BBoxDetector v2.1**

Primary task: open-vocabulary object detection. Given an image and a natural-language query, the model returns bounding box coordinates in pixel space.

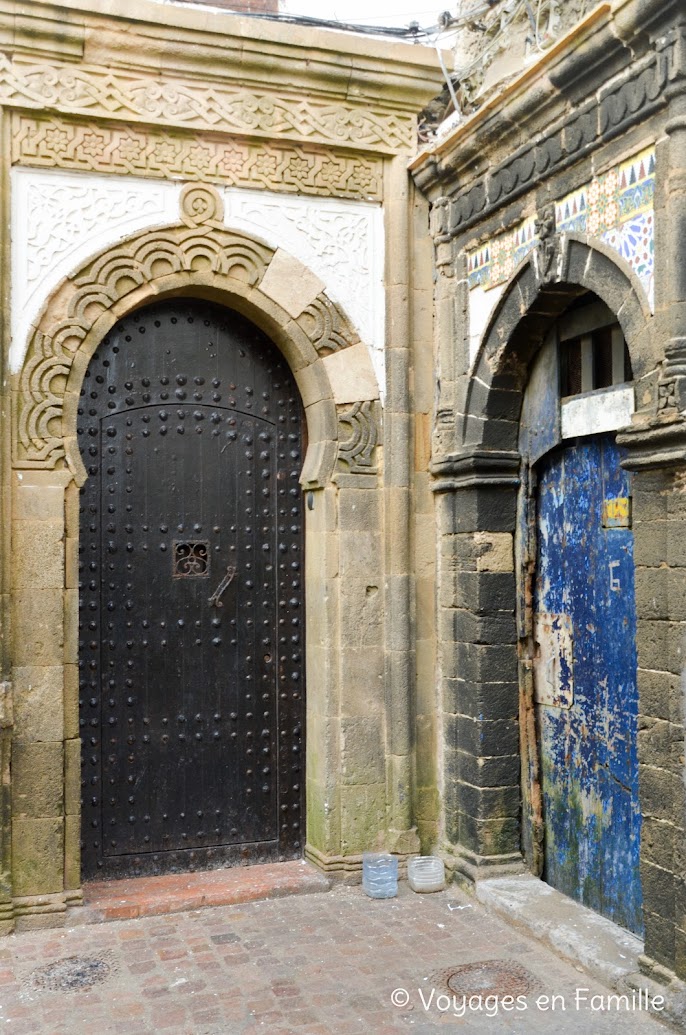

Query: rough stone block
[63,664,80,740]
[638,717,684,772]
[453,714,520,758]
[644,909,676,972]
[637,620,683,676]
[448,678,519,723]
[13,590,64,666]
[453,807,520,857]
[452,486,518,534]
[321,343,379,404]
[641,859,676,922]
[12,742,64,818]
[454,641,518,683]
[12,666,64,743]
[340,784,386,855]
[453,748,520,789]
[640,764,686,824]
[454,572,516,615]
[640,817,676,870]
[11,522,64,589]
[452,609,516,646]
[638,667,682,724]
[64,814,81,891]
[12,818,64,897]
[635,566,669,621]
[64,739,81,816]
[341,717,385,785]
[337,489,380,532]
[258,249,324,319]
[13,479,66,522]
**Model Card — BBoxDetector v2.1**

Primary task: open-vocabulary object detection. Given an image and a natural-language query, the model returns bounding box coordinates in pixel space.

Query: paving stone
[0,881,673,1033]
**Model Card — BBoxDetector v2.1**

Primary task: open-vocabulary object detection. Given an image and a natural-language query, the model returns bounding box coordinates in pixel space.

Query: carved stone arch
[13,183,380,488]
[462,235,655,452]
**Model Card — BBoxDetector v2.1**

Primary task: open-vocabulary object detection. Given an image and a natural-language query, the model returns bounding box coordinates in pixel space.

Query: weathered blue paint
[534,434,642,935]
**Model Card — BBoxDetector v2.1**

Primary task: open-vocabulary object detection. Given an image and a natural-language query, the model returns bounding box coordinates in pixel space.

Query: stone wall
[0,0,444,926]
[413,0,686,990]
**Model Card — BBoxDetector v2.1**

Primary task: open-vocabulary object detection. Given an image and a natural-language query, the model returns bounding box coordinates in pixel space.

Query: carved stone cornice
[618,414,686,471]
[430,448,520,492]
[0,54,416,154]
[413,4,685,233]
[0,0,446,156]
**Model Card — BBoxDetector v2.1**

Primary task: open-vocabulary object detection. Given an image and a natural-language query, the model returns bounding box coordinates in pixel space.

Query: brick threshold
[71,860,331,924]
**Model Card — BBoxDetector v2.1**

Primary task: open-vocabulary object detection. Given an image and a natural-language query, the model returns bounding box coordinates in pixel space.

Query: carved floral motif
[11,114,384,202]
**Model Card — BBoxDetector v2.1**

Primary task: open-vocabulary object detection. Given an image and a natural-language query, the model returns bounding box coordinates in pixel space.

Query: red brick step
[72,860,330,924]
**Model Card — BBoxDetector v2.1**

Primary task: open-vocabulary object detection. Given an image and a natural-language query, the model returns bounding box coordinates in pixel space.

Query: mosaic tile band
[467,145,655,310]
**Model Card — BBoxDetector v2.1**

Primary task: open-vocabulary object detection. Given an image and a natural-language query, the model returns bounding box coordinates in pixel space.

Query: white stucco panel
[10,167,181,372]
[561,385,635,439]
[223,188,385,392]
[468,282,506,367]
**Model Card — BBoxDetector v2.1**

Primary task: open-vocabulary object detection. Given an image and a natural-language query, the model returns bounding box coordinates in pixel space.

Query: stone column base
[12,889,83,932]
[442,844,526,888]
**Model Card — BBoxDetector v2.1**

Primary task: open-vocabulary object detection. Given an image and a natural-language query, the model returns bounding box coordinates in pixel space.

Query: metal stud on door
[78,299,305,880]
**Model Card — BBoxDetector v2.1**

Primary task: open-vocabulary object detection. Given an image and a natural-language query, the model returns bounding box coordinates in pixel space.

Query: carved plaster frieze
[224,189,385,362]
[11,114,384,203]
[10,167,180,373]
[11,170,386,401]
[0,54,414,153]
[13,184,370,477]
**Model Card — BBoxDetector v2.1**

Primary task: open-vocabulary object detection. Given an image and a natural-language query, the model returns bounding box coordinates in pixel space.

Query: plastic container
[362,852,398,899]
[407,855,445,893]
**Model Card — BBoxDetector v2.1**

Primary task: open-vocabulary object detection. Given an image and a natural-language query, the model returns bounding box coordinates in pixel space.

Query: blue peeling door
[534,434,642,934]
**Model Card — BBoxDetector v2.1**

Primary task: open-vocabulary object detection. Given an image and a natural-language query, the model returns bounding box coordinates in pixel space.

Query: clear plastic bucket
[407,855,445,893]
[362,852,398,899]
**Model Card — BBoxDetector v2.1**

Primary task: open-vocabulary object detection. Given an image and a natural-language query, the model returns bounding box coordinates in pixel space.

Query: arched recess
[8,183,381,905]
[13,183,381,487]
[436,233,657,890]
[462,234,655,453]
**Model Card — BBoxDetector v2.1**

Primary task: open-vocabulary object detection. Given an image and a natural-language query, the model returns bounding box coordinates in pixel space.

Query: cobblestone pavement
[0,883,672,1034]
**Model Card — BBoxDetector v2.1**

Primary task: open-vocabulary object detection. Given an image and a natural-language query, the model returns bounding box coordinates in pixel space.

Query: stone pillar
[433,455,524,883]
[10,470,76,929]
[382,155,420,855]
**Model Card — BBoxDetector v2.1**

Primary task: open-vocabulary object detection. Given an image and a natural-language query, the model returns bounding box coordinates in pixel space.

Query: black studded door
[78,299,305,880]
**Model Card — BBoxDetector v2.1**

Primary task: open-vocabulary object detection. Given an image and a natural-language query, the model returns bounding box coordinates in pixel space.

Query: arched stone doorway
[434,239,655,935]
[78,297,306,879]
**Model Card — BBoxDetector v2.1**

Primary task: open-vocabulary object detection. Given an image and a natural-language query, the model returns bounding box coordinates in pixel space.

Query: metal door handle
[208,565,236,607]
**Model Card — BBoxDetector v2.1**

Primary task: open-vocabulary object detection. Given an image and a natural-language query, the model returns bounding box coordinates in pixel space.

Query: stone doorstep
[69,860,331,925]
[475,874,686,1027]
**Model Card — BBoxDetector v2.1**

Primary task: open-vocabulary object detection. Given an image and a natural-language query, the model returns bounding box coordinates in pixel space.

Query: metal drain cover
[31,955,111,992]
[445,959,536,998]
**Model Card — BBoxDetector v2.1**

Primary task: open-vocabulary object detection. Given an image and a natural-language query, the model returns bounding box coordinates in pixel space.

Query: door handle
[208,565,236,607]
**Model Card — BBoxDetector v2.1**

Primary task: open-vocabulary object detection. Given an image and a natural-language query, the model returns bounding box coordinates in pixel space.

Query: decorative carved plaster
[0,54,414,153]
[224,189,385,388]
[10,168,180,373]
[336,401,379,474]
[11,170,386,399]
[11,114,384,202]
[297,295,360,356]
[13,184,366,477]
